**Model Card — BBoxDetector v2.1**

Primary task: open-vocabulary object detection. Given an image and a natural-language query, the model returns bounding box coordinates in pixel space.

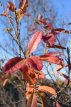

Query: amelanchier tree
[0,0,71,107]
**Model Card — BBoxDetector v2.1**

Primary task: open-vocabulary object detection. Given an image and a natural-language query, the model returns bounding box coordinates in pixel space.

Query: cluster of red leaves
[0,0,28,20]
[3,29,66,107]
[1,1,70,106]
[35,16,70,49]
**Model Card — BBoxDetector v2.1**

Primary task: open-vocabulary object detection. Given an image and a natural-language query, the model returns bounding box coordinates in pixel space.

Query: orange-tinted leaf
[40,54,64,66]
[17,0,28,20]
[27,67,37,83]
[3,57,23,73]
[26,83,34,93]
[26,31,43,55]
[31,93,37,107]
[7,1,16,12]
[26,92,32,100]
[22,70,35,84]
[27,94,33,107]
[38,86,56,95]
[20,65,35,84]
[26,67,35,78]
[16,9,25,20]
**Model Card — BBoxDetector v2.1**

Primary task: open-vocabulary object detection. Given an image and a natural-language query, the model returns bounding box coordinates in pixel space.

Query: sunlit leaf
[17,0,28,20]
[31,93,37,107]
[27,94,33,107]
[26,30,43,55]
[26,83,34,93]
[3,78,9,86]
[40,53,64,66]
[38,86,56,95]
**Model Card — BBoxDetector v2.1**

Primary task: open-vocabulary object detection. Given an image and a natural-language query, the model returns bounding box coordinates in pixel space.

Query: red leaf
[3,57,23,73]
[36,18,53,30]
[48,45,66,49]
[26,56,43,70]
[7,1,16,12]
[38,86,56,95]
[39,19,51,26]
[3,56,43,74]
[26,30,43,54]
[51,28,70,34]
[42,33,56,46]
[40,53,64,66]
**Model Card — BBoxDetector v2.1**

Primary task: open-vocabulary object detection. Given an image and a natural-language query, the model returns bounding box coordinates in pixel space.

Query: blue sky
[0,0,71,59]
[51,0,71,25]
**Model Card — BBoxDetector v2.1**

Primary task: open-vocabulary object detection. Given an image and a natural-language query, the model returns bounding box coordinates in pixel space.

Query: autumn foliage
[0,0,71,107]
